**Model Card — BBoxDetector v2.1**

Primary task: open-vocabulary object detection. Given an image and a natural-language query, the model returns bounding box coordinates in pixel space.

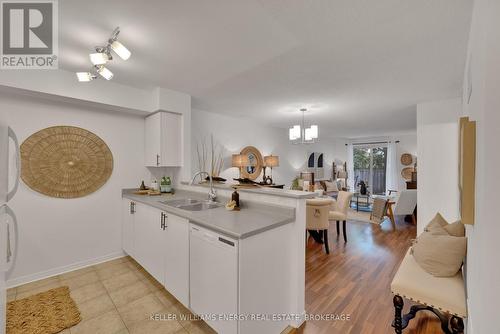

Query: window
[353,146,387,195]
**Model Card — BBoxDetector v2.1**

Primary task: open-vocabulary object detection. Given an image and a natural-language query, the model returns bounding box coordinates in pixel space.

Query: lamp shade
[89,52,108,65]
[97,66,113,80]
[232,154,249,167]
[111,40,131,60]
[76,72,94,82]
[264,155,279,167]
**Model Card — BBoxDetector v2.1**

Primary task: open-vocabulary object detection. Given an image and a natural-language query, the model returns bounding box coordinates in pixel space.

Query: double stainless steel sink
[159,198,221,211]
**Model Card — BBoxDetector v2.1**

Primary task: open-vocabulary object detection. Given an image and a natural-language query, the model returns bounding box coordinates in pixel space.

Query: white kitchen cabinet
[163,213,189,306]
[145,111,183,167]
[121,199,135,257]
[121,199,190,307]
[132,202,165,285]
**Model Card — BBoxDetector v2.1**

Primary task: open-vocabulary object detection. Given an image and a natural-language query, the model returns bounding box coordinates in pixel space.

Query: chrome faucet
[190,171,217,203]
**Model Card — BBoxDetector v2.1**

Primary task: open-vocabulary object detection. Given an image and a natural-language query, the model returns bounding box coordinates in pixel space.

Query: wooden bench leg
[391,298,460,334]
[336,221,340,237]
[450,316,464,334]
[393,295,404,334]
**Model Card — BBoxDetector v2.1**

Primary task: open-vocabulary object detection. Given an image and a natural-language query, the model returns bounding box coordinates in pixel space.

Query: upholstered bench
[390,250,467,334]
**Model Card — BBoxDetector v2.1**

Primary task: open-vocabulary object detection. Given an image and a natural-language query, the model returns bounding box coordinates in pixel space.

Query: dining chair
[306,198,333,254]
[328,191,354,243]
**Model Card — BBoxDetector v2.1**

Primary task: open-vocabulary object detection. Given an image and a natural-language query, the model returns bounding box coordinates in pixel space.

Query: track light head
[76,27,130,82]
[76,72,96,82]
[89,51,109,65]
[96,65,113,80]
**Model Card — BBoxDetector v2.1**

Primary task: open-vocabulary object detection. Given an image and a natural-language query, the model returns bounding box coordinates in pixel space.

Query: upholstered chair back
[334,191,354,215]
[306,198,333,230]
[393,190,417,216]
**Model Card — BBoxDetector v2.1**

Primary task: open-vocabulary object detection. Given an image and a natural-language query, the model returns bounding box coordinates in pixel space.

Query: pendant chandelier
[289,108,319,144]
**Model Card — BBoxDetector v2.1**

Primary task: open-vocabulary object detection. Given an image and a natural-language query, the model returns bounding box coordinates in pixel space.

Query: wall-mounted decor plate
[401,167,414,181]
[20,126,113,198]
[400,153,413,166]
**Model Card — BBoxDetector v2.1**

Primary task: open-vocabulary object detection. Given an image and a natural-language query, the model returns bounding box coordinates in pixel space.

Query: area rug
[348,208,377,224]
[7,286,81,334]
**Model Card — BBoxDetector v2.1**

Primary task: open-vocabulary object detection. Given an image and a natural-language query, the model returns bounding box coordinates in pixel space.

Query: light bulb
[89,52,108,65]
[97,66,113,80]
[76,72,94,82]
[293,125,301,140]
[305,128,313,141]
[310,125,318,139]
[111,40,131,60]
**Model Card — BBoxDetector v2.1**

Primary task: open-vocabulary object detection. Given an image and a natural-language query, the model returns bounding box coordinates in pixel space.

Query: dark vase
[359,181,367,195]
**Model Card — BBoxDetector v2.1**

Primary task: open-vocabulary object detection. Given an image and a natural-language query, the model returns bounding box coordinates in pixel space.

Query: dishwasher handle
[190,225,237,249]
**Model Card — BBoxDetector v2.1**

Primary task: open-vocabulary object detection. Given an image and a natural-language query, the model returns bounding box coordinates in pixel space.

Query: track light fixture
[76,27,131,82]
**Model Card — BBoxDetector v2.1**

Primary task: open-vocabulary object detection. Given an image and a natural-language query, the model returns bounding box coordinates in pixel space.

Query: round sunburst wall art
[20,126,114,198]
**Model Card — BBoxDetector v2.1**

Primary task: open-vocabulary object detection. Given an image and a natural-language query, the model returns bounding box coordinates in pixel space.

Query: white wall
[396,133,417,191]
[0,92,148,286]
[461,1,500,332]
[416,98,461,235]
[191,109,347,188]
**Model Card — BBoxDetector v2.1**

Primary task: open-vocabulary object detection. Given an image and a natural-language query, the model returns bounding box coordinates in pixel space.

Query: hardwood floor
[301,218,444,334]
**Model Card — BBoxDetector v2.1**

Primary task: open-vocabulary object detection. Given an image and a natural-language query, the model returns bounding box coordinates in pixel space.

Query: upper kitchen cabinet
[145,111,183,167]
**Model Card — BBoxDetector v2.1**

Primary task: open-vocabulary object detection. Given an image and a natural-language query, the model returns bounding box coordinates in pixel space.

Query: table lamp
[264,155,279,184]
[232,154,249,179]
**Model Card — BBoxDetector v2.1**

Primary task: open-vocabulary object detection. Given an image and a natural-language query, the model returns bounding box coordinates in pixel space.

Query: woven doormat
[7,286,81,334]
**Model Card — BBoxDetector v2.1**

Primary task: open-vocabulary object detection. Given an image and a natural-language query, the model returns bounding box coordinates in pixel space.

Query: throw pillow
[444,220,466,237]
[424,213,449,233]
[412,232,467,277]
[424,213,466,237]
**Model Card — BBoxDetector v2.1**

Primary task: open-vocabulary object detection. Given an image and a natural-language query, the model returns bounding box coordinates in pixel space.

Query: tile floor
[7,256,216,334]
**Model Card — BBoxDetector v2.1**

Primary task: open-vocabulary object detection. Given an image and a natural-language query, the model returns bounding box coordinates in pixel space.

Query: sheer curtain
[386,141,399,194]
[347,143,355,191]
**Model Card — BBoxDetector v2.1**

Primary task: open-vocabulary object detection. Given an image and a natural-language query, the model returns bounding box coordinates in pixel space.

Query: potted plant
[160,176,172,193]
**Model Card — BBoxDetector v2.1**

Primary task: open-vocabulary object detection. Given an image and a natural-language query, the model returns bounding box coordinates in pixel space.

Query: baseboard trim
[6,251,126,288]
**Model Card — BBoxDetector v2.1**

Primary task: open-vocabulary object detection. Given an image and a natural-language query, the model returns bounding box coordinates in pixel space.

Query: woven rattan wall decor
[20,126,114,198]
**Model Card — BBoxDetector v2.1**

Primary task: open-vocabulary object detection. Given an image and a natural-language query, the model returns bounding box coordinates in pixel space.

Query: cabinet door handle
[130,202,135,214]
[156,154,160,166]
[161,212,168,230]
[161,212,167,230]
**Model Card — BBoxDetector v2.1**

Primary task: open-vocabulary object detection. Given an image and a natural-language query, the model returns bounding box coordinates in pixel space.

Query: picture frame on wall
[459,117,476,225]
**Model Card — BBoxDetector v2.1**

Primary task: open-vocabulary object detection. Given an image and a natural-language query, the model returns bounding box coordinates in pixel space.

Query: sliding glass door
[353,145,387,195]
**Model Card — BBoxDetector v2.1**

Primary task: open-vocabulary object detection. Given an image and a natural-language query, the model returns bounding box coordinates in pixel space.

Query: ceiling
[59,0,473,138]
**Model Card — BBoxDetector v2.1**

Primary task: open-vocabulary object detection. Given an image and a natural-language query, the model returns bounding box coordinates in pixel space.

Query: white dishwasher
[190,224,239,334]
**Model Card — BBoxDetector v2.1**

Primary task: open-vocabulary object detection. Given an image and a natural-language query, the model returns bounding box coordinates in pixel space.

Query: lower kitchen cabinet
[133,202,165,285]
[121,199,135,257]
[121,199,189,306]
[163,213,189,306]
[122,197,294,334]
